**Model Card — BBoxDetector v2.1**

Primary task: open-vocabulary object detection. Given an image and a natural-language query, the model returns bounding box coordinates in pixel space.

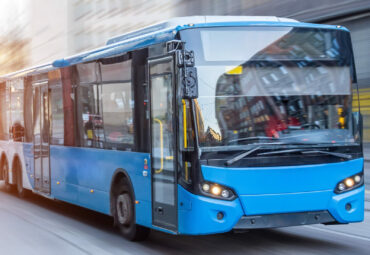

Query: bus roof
[0,16,349,80]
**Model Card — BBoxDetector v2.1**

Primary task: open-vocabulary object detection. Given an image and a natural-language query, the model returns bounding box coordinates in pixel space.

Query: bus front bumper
[177,185,364,235]
[233,210,335,229]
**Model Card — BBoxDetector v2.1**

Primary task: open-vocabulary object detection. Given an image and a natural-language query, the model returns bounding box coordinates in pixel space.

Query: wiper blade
[228,136,278,144]
[302,150,352,159]
[225,146,261,166]
[258,148,352,159]
[258,148,307,156]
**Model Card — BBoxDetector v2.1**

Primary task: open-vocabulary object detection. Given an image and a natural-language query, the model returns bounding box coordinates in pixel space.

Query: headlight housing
[200,181,236,200]
[335,172,364,194]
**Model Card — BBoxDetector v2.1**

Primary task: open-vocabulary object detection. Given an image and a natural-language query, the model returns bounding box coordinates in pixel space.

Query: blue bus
[0,16,364,241]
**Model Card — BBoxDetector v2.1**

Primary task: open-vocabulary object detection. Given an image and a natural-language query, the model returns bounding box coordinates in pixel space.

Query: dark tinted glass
[0,82,9,140]
[10,79,24,142]
[50,81,64,145]
[76,58,134,150]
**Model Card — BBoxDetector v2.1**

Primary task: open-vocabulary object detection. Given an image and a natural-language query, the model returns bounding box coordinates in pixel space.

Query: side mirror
[176,49,198,99]
[182,67,198,99]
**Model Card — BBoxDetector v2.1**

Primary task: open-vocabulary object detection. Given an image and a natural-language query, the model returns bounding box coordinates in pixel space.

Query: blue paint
[202,159,363,196]
[49,146,152,227]
[178,159,364,235]
[52,59,70,68]
[202,159,363,215]
[329,186,364,223]
[178,185,244,235]
[188,21,348,32]
[239,190,333,215]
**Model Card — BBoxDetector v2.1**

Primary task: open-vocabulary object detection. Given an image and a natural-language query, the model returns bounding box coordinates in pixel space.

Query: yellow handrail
[153,118,164,174]
[182,99,188,148]
[182,99,189,181]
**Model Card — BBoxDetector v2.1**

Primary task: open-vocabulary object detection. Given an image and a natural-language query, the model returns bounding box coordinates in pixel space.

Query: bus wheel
[114,179,150,241]
[15,161,27,198]
[2,160,12,192]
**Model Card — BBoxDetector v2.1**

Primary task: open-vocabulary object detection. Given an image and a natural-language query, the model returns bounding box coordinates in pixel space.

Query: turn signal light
[335,172,364,194]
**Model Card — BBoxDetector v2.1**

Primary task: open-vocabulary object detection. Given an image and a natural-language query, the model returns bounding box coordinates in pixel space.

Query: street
[0,166,369,255]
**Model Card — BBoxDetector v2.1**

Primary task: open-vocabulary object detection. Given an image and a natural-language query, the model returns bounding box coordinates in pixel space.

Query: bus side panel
[22,142,34,190]
[2,141,32,190]
[49,146,152,227]
[0,140,8,179]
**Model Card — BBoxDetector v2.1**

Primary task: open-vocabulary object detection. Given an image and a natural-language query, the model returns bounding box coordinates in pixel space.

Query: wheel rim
[116,193,132,225]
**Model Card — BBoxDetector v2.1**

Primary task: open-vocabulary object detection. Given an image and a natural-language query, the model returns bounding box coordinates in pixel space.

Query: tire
[15,161,27,198]
[2,160,13,192]
[113,178,150,241]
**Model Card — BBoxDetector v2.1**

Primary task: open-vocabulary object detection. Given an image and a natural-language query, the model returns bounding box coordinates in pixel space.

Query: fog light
[345,178,354,188]
[202,183,210,192]
[211,186,221,196]
[345,203,352,211]
[217,212,224,220]
[221,189,230,198]
[354,175,361,183]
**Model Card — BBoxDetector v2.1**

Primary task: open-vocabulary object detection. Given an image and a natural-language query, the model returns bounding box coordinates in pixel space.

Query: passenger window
[76,57,133,150]
[24,77,33,143]
[101,82,134,150]
[77,83,104,148]
[10,79,25,142]
[49,70,64,145]
[0,82,9,140]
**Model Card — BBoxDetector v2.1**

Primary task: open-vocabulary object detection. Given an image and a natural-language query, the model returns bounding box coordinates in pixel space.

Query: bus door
[149,56,178,232]
[33,81,51,194]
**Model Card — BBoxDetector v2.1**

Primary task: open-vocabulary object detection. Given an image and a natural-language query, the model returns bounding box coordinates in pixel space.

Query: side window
[100,58,134,150]
[10,79,25,142]
[0,82,9,140]
[24,77,33,142]
[76,62,103,148]
[101,82,133,150]
[76,56,134,150]
[49,70,64,145]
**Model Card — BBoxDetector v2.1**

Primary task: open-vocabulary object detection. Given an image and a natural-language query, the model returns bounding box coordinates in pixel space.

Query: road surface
[0,181,369,255]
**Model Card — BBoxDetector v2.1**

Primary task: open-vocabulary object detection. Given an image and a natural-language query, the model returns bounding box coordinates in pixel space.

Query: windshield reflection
[181,27,359,149]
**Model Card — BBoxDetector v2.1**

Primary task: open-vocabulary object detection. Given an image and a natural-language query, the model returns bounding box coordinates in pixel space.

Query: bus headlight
[335,172,364,194]
[200,182,236,200]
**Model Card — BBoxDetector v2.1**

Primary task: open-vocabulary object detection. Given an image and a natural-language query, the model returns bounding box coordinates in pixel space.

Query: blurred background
[0,0,369,144]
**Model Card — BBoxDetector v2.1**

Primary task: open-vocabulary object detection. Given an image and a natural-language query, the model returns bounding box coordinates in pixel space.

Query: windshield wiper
[225,146,262,166]
[258,148,352,159]
[258,148,308,156]
[228,136,279,144]
[302,150,352,159]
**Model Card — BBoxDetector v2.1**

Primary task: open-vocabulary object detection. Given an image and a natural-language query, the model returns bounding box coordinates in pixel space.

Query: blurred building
[1,0,370,140]
[177,0,370,141]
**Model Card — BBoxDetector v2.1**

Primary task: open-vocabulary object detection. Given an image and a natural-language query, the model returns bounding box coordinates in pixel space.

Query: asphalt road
[0,180,369,255]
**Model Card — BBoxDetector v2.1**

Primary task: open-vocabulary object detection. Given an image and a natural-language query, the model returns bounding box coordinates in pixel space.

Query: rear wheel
[113,178,150,241]
[15,161,27,198]
[2,160,12,192]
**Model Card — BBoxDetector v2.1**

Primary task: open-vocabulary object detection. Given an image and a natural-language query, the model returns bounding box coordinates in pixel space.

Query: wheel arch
[110,168,136,217]
[11,153,22,184]
[0,152,8,180]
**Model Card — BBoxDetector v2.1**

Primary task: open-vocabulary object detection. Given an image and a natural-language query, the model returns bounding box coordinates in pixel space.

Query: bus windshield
[180,27,360,150]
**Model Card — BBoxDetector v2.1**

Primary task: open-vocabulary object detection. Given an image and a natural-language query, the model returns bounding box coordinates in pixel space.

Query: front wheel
[15,163,27,198]
[114,179,150,241]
